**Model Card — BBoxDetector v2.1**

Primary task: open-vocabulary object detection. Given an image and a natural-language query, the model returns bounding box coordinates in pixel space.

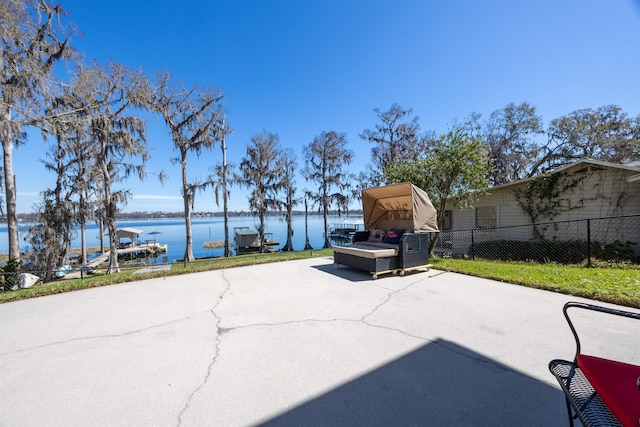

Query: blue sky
[16,0,640,213]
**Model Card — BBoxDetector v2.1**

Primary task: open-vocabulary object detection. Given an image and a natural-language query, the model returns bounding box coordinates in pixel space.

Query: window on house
[442,210,453,230]
[475,206,497,228]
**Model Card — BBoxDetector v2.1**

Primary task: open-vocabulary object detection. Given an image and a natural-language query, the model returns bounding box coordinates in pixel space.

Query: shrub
[470,239,637,264]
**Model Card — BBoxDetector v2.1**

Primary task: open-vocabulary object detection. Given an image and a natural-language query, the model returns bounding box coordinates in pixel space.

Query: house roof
[487,158,640,192]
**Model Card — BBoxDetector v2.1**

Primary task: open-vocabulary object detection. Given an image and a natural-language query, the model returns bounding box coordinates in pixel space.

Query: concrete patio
[1,256,638,426]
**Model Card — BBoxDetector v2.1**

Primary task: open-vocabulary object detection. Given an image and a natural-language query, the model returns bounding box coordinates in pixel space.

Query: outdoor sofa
[333,183,439,279]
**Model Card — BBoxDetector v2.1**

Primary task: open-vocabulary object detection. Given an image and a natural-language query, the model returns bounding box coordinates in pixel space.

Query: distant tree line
[1,0,638,279]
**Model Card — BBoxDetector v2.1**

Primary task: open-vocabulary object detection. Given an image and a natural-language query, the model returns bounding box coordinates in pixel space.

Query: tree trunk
[304,199,313,250]
[79,194,88,265]
[182,155,194,262]
[183,198,194,261]
[80,220,87,266]
[282,205,294,252]
[99,216,105,253]
[105,205,119,274]
[258,211,266,253]
[222,139,230,257]
[322,201,331,248]
[99,155,119,274]
[2,133,20,261]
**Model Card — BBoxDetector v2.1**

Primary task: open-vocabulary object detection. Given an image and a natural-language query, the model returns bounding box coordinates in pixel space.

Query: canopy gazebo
[361,182,438,233]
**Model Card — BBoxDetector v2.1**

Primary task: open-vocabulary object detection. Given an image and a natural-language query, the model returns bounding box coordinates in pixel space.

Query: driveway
[1,257,638,426]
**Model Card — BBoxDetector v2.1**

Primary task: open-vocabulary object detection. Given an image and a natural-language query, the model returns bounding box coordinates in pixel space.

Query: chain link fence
[433,214,640,265]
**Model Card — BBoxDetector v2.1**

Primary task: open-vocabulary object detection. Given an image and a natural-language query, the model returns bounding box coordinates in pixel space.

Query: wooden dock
[79,243,167,270]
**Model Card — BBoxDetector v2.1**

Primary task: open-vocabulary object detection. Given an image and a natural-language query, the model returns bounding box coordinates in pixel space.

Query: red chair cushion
[577,354,640,427]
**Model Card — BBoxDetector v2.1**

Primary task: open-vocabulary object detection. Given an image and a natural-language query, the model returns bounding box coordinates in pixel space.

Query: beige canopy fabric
[361,183,439,232]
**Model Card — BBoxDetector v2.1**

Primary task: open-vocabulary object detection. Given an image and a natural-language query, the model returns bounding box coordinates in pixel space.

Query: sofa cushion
[357,241,399,250]
[333,243,398,259]
[577,354,640,427]
[367,229,385,242]
[384,228,404,244]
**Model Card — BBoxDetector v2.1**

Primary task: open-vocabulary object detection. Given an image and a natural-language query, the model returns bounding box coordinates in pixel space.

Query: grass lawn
[1,250,638,309]
[431,258,640,309]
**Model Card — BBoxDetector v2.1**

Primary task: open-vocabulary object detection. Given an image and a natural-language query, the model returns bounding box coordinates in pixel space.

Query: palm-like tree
[151,72,224,261]
[211,118,234,257]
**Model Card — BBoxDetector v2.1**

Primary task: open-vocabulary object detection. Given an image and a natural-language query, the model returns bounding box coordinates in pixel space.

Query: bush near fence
[433,214,640,265]
[471,239,637,264]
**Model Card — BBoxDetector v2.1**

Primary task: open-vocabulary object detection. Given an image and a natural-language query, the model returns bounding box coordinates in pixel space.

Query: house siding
[448,164,640,228]
[436,160,640,258]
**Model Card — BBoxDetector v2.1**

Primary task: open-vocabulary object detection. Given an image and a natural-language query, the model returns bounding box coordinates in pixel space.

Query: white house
[437,158,640,258]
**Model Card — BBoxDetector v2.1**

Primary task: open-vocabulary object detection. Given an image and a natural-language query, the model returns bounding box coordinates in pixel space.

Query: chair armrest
[563,302,640,361]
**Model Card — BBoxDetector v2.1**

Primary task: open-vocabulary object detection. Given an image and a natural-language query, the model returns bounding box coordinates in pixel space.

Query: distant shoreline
[5,210,364,223]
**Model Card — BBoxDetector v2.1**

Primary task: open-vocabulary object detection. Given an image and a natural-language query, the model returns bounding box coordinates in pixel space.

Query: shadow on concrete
[311,262,374,282]
[313,262,431,283]
[259,338,567,427]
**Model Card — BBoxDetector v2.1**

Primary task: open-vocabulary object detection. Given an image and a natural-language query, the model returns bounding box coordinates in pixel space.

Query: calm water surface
[3,214,361,262]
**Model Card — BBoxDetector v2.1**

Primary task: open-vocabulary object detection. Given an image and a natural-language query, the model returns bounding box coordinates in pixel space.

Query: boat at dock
[329,218,364,241]
[75,228,168,272]
[233,227,279,254]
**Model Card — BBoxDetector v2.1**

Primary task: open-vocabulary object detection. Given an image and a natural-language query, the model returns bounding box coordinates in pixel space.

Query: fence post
[471,229,475,260]
[586,219,591,267]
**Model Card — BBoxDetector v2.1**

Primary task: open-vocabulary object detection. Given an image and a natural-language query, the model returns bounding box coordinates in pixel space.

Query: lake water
[3,214,362,262]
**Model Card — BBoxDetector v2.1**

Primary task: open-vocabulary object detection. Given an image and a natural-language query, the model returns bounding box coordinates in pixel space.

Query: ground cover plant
[433,258,639,308]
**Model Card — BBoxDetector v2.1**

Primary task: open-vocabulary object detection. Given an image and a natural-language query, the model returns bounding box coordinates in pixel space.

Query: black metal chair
[548,302,640,427]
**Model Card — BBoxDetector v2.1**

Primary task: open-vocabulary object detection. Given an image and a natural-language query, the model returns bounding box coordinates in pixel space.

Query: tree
[1,0,76,261]
[360,103,422,185]
[303,131,353,248]
[541,105,640,171]
[75,62,150,273]
[484,102,544,185]
[302,192,313,251]
[385,118,491,250]
[210,117,233,257]
[28,77,101,275]
[151,72,224,261]
[280,148,298,252]
[31,126,78,277]
[237,130,285,253]
[70,128,101,266]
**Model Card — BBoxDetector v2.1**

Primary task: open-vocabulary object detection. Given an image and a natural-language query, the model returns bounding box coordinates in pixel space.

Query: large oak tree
[484,102,544,185]
[360,103,422,186]
[1,0,76,260]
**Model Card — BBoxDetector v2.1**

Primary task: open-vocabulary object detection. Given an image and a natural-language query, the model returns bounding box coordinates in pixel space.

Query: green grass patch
[431,258,640,309]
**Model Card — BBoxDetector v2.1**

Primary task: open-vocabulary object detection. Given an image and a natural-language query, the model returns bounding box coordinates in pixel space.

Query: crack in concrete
[363,277,423,322]
[0,312,212,356]
[428,270,448,278]
[177,269,232,427]
[203,276,431,343]
[173,268,488,426]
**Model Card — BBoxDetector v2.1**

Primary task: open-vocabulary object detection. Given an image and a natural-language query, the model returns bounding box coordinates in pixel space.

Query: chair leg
[565,397,575,427]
